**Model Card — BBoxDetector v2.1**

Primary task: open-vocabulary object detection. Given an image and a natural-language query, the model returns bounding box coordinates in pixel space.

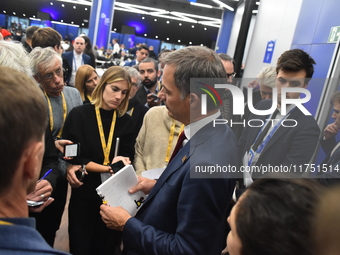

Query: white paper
[141,168,165,179]
[96,165,146,216]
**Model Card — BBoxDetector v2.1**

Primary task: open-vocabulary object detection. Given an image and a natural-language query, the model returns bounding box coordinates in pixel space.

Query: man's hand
[100,205,132,231]
[146,93,162,108]
[129,176,156,195]
[27,180,54,213]
[29,198,54,213]
[27,180,53,201]
[67,164,84,188]
[324,122,339,140]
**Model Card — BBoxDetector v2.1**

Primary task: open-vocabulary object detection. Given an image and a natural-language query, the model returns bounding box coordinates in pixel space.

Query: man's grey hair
[0,41,32,77]
[29,47,62,76]
[218,53,234,63]
[162,46,227,99]
[123,66,142,86]
[257,66,277,88]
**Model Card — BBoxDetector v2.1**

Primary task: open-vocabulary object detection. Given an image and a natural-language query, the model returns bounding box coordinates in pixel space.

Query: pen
[114,137,120,158]
[38,169,53,182]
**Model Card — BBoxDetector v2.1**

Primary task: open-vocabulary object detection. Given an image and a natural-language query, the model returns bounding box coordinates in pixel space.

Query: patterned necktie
[169,131,186,163]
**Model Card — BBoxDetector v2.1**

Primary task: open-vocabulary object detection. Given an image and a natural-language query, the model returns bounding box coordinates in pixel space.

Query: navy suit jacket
[238,100,320,178]
[122,119,238,255]
[62,51,93,84]
[318,137,340,186]
[124,60,137,67]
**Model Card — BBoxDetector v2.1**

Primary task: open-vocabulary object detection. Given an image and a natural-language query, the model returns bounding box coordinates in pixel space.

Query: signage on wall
[328,26,340,43]
[263,40,276,64]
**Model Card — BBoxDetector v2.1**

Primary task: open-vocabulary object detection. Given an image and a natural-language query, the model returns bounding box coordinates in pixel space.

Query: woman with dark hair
[62,66,135,255]
[226,178,323,255]
[75,64,100,104]
[81,35,96,68]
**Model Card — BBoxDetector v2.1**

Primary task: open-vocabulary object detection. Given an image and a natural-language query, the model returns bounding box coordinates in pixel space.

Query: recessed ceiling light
[191,25,195,28]
[73,6,76,9]
[178,40,181,43]
[114,28,117,31]
[61,4,64,7]
[50,2,53,5]
[200,44,204,46]
[179,23,182,26]
[85,7,87,10]
[23,14,26,16]
[154,19,157,21]
[155,36,158,38]
[189,42,192,44]
[144,34,147,36]
[82,23,84,26]
[13,12,16,15]
[71,21,74,24]
[33,15,35,18]
[166,38,169,40]
[61,19,63,22]
[142,17,145,19]
[166,21,170,24]
[3,10,6,14]
[204,27,207,30]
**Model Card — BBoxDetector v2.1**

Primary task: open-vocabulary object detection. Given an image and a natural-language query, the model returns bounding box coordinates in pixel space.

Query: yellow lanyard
[165,120,185,163]
[0,220,13,225]
[87,94,93,102]
[95,108,117,165]
[127,107,134,116]
[42,88,67,138]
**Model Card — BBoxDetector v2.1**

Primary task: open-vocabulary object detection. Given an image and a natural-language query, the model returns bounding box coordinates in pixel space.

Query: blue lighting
[187,0,197,2]
[127,22,144,33]
[40,8,59,20]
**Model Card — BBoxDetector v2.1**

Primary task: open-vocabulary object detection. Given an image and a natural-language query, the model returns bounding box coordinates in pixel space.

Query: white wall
[241,0,303,84]
[227,2,244,57]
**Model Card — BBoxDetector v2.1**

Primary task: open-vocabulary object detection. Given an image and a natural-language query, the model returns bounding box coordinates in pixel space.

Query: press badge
[247,148,260,167]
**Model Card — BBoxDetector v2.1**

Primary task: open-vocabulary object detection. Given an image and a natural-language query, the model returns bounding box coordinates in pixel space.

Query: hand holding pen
[27,169,54,202]
[38,168,53,182]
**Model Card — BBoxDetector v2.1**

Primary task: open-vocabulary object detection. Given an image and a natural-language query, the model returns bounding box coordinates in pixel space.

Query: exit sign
[328,26,340,43]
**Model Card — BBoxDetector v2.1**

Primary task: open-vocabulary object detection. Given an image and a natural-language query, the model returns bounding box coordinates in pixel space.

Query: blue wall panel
[53,23,68,38]
[312,0,340,44]
[146,38,161,55]
[291,0,340,165]
[291,0,322,45]
[0,14,6,27]
[67,26,79,41]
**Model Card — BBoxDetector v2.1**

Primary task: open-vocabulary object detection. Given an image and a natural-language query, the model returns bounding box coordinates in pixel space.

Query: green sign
[328,26,340,43]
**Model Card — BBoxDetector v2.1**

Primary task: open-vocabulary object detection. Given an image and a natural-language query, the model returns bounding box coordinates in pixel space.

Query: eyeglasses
[131,82,140,87]
[40,68,63,82]
[227,72,237,78]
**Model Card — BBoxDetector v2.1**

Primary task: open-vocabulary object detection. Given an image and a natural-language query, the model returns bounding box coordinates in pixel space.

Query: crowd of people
[0,25,340,255]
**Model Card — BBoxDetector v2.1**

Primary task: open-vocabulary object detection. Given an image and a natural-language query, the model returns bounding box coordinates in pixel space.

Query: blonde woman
[75,64,100,104]
[62,66,135,255]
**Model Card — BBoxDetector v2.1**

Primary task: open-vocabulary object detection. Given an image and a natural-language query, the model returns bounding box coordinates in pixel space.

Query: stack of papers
[96,165,146,216]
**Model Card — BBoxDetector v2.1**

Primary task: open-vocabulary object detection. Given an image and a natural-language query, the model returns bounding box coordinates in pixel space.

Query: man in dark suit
[318,91,340,186]
[62,36,93,86]
[124,44,149,67]
[100,46,238,255]
[238,49,319,184]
